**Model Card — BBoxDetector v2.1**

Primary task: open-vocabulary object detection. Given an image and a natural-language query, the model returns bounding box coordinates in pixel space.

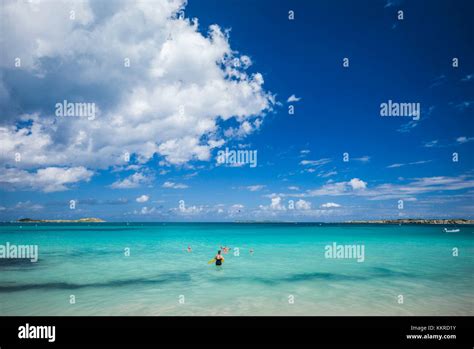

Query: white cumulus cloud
[456,136,474,144]
[0,0,274,192]
[295,199,311,210]
[110,172,151,189]
[287,94,302,103]
[321,202,341,208]
[136,195,150,203]
[0,166,93,192]
[348,178,367,190]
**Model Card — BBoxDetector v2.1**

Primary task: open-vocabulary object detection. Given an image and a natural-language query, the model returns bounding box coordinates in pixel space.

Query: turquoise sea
[0,223,472,316]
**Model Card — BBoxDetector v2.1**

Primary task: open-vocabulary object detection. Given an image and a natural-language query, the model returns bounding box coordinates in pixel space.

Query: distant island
[17,218,105,223]
[345,219,474,225]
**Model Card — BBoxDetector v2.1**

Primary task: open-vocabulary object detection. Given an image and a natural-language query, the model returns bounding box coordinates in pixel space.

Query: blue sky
[0,0,473,221]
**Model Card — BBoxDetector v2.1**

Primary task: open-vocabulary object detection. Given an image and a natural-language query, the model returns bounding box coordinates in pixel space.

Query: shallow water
[0,223,472,315]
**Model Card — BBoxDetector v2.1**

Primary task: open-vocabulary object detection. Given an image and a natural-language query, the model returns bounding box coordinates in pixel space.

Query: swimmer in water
[249,248,254,254]
[215,250,224,266]
[187,245,192,253]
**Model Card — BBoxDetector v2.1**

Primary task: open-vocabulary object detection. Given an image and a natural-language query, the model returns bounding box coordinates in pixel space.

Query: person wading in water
[215,250,224,266]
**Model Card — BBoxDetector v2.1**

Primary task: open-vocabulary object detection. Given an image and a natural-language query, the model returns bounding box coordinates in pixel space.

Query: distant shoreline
[8,218,474,224]
[235,219,474,225]
[345,219,474,225]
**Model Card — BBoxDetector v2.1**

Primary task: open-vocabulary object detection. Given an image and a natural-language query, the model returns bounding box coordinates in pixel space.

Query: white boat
[444,228,460,233]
